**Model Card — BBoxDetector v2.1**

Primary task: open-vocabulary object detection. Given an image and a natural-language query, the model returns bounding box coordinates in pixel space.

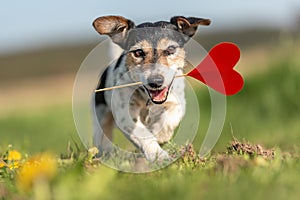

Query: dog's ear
[93,16,135,48]
[170,16,211,38]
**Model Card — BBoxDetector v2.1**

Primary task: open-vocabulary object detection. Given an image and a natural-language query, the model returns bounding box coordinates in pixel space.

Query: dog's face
[93,16,210,104]
[125,27,188,104]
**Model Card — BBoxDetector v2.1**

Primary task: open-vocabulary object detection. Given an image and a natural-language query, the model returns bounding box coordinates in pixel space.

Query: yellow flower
[8,150,22,169]
[7,150,22,161]
[16,152,57,192]
[1,150,22,169]
[0,160,7,168]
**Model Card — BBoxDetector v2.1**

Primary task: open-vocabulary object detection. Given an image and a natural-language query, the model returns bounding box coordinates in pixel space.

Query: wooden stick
[95,81,142,92]
[95,74,187,92]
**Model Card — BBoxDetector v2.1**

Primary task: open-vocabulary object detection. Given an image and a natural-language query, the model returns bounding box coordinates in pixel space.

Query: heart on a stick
[187,42,244,95]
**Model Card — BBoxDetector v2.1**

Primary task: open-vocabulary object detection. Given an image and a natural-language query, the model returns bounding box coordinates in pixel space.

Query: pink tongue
[152,87,168,101]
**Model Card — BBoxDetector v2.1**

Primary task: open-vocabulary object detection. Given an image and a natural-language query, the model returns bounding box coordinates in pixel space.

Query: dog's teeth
[149,87,168,102]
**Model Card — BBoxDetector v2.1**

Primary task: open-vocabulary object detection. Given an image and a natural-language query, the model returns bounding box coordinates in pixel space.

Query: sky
[1,0,300,54]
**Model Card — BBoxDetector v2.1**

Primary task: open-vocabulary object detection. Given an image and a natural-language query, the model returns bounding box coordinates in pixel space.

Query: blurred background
[0,0,300,153]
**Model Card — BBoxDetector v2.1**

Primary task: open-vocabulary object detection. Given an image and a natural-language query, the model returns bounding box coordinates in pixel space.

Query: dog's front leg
[113,90,170,162]
[129,120,170,162]
[115,111,170,162]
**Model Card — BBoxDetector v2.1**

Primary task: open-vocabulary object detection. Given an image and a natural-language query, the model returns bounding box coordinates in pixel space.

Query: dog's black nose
[147,75,164,89]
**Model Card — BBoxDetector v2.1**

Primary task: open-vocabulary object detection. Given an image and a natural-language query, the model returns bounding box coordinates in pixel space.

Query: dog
[92,15,210,162]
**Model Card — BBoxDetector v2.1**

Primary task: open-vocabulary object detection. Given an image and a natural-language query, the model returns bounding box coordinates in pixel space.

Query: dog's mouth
[141,72,176,104]
[144,86,169,104]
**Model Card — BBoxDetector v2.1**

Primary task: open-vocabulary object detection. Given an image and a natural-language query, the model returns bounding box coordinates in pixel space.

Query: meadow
[0,31,300,199]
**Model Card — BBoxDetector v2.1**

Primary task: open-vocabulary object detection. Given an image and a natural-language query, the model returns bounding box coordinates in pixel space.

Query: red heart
[187,42,244,96]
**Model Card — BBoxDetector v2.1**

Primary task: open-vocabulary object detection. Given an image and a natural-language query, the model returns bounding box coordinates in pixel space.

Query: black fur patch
[95,68,108,106]
[125,26,187,50]
[113,53,125,71]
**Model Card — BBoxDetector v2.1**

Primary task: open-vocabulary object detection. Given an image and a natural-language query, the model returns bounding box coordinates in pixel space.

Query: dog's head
[93,15,210,104]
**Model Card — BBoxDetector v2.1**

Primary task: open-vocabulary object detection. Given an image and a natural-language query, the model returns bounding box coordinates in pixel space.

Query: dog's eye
[164,45,177,56]
[131,49,146,58]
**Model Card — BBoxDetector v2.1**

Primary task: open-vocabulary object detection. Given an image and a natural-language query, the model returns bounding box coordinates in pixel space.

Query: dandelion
[0,159,7,168]
[7,150,22,169]
[16,152,57,192]
[7,150,22,161]
[0,149,22,169]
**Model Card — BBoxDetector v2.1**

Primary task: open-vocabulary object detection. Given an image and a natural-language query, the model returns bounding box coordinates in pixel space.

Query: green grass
[1,141,299,200]
[225,58,300,148]
[1,56,300,199]
[0,104,80,154]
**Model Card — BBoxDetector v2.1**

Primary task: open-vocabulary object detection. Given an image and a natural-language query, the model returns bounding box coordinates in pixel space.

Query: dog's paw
[157,150,171,162]
[145,149,171,163]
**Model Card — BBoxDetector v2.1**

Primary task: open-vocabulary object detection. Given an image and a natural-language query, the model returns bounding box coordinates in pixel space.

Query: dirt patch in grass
[227,138,275,159]
[172,139,278,174]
